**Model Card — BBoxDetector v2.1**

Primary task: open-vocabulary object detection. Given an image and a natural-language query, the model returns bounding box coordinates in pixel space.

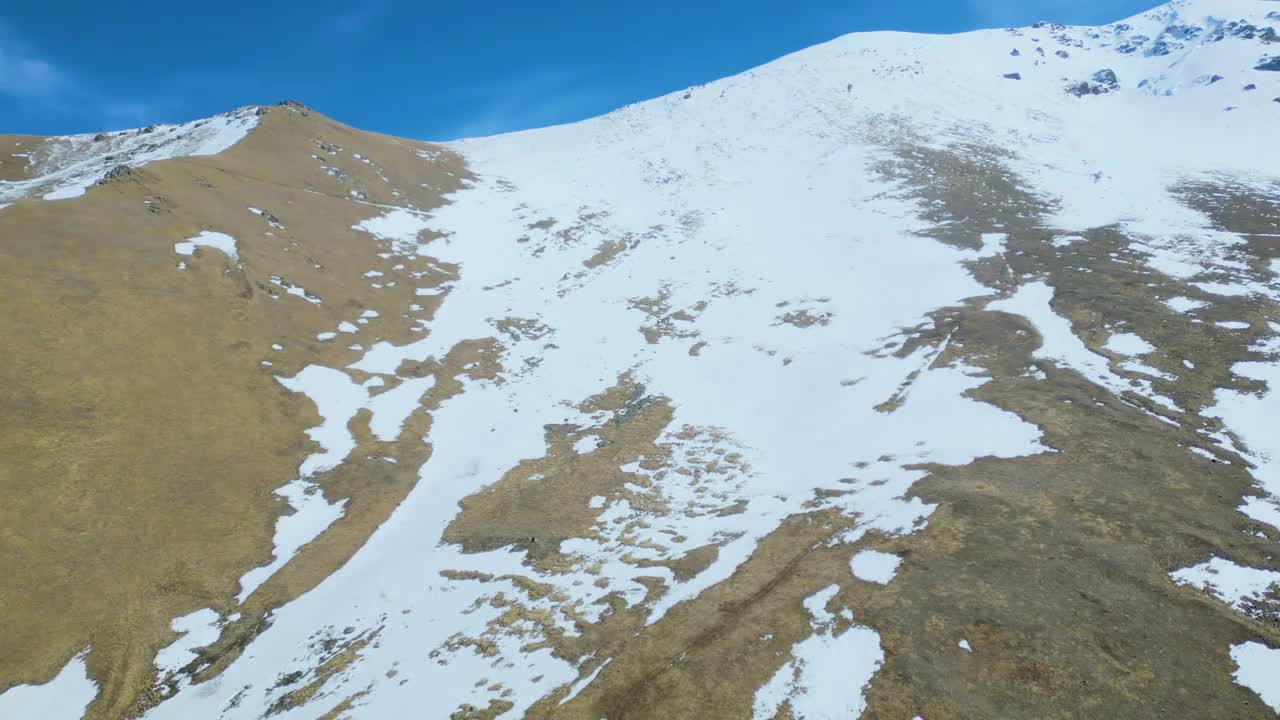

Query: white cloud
[0,20,67,97]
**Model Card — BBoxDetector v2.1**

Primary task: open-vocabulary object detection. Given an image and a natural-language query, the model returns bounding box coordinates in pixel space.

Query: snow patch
[1231,642,1280,713]
[1171,556,1280,613]
[0,650,99,720]
[1105,332,1155,355]
[173,231,238,260]
[1164,296,1205,313]
[154,609,221,674]
[850,550,903,585]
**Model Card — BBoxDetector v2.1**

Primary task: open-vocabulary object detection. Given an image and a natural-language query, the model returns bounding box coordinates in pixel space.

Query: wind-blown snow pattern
[12,0,1273,717]
[0,107,259,203]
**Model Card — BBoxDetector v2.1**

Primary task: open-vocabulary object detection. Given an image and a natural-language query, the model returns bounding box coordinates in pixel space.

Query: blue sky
[2,0,1159,140]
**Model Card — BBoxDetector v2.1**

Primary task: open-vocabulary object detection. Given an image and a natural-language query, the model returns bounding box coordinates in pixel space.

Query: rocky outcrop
[1256,56,1280,71]
[1067,68,1120,97]
[95,164,133,185]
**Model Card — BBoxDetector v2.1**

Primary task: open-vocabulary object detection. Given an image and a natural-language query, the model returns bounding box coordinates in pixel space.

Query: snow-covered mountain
[2,1,1279,718]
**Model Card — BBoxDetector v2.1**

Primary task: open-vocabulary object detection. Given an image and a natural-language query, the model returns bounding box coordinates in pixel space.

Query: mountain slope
[2,1,1280,718]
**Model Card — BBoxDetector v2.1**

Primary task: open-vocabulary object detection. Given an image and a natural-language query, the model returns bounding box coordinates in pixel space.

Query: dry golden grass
[0,103,471,718]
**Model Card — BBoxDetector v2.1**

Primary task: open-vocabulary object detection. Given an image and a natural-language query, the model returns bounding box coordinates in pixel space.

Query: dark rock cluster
[1067,69,1119,97]
[96,165,133,185]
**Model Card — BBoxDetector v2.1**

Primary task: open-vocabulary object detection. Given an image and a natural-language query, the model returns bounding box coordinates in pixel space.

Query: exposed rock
[1002,72,1022,80]
[1209,21,1270,42]
[255,107,270,117]
[277,100,311,116]
[1068,68,1119,97]
[96,165,134,185]
[92,133,108,142]
[1055,50,1069,58]
[141,125,156,134]
[1256,56,1280,71]
[1244,83,1257,91]
[1092,69,1119,88]
[1116,34,1149,54]
[1010,48,1020,56]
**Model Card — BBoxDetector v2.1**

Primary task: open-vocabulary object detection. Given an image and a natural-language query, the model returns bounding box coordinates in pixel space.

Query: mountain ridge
[2,1,1280,718]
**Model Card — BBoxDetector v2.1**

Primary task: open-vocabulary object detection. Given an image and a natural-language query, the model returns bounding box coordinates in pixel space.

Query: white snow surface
[173,231,238,260]
[850,550,904,585]
[1231,642,1280,713]
[1105,333,1156,356]
[1171,556,1280,613]
[111,1,1280,717]
[1,107,259,203]
[1165,296,1206,313]
[0,651,98,720]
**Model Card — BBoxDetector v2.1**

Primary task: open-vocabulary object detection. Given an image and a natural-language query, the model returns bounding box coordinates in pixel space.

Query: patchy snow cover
[1171,556,1280,612]
[173,231,238,260]
[0,107,259,203]
[134,0,1280,716]
[850,550,904,585]
[232,368,434,602]
[154,609,222,675]
[990,282,1179,412]
[234,478,346,603]
[1204,339,1280,532]
[753,585,884,719]
[0,651,98,720]
[269,275,323,304]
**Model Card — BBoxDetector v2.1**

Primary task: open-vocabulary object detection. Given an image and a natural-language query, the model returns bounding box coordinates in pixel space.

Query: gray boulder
[96,165,133,185]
